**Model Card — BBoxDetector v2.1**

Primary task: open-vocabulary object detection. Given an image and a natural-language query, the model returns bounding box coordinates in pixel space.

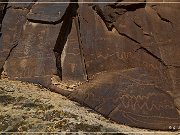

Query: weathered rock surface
[27,0,69,24]
[0,1,8,70]
[0,0,180,131]
[1,79,155,133]
[69,68,180,130]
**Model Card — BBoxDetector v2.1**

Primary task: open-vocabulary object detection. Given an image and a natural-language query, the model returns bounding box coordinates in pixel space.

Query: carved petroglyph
[116,52,133,60]
[0,1,180,131]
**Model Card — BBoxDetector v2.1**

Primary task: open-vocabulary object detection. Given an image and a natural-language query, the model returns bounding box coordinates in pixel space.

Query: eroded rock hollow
[0,0,180,130]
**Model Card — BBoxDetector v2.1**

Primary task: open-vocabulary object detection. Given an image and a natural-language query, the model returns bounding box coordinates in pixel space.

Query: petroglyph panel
[69,68,180,130]
[5,21,62,84]
[61,19,87,82]
[0,1,180,131]
[0,8,28,69]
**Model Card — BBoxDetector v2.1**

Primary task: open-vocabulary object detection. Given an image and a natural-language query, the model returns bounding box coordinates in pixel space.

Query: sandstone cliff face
[0,0,180,130]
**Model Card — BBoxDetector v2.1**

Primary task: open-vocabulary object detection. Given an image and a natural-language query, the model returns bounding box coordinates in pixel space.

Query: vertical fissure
[74,15,89,81]
[0,1,9,77]
[53,2,78,80]
[0,1,8,36]
[0,41,18,78]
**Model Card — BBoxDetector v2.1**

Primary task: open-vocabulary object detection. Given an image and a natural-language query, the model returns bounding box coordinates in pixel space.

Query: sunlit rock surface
[0,0,180,130]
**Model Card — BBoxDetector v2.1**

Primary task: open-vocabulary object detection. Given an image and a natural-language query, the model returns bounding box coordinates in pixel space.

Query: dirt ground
[0,79,179,135]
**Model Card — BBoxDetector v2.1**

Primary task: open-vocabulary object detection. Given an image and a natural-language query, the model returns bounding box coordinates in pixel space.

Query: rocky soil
[0,79,179,134]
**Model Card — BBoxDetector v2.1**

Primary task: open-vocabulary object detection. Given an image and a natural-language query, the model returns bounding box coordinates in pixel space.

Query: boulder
[69,68,180,130]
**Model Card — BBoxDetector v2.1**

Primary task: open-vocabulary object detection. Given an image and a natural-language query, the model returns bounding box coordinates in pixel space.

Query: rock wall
[0,1,8,71]
[0,0,180,130]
